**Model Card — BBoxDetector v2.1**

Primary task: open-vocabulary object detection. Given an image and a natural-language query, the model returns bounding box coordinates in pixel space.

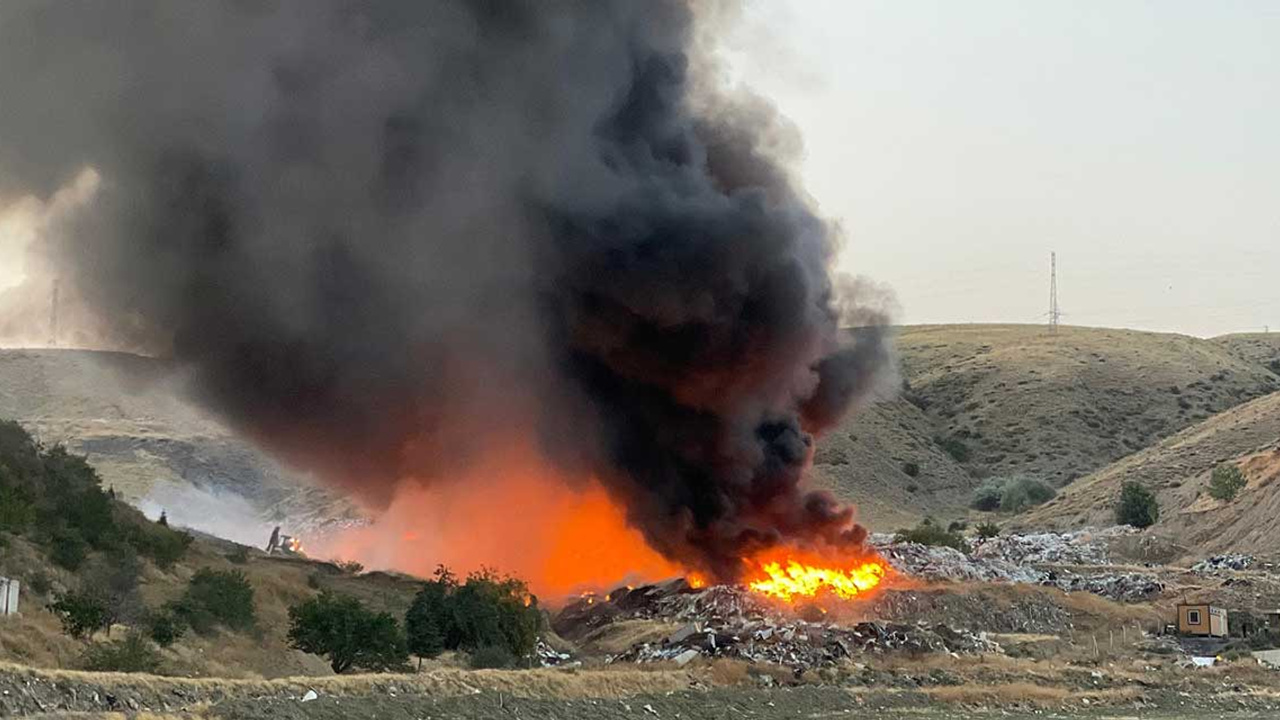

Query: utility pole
[49,279,59,348]
[1049,252,1060,333]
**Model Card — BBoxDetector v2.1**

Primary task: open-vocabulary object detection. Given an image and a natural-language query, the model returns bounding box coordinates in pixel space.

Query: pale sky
[726,0,1280,338]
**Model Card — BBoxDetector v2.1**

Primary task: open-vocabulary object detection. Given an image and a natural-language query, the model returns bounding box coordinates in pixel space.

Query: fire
[745,552,887,602]
[308,441,683,598]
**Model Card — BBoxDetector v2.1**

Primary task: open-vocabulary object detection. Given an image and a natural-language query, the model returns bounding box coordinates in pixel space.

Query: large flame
[309,442,682,598]
[745,550,887,602]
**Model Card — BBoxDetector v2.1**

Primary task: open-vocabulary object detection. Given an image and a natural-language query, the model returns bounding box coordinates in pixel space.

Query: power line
[1049,251,1060,333]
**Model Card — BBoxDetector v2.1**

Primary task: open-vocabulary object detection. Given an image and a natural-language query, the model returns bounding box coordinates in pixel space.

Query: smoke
[0,0,892,581]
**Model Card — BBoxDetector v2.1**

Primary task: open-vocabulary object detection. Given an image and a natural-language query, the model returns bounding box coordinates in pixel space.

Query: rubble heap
[554,580,1001,672]
[971,528,1132,566]
[1192,554,1255,574]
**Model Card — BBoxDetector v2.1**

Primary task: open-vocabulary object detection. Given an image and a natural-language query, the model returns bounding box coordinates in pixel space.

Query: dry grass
[926,682,1144,707]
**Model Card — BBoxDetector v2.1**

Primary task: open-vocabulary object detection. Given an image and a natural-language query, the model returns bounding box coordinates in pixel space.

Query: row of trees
[287,567,542,673]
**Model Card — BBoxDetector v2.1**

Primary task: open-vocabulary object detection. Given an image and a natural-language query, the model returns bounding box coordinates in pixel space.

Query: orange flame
[745,552,887,602]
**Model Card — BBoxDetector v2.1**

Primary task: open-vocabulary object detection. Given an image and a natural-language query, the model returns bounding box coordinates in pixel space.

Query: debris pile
[971,528,1128,566]
[535,640,573,667]
[874,542,1045,584]
[555,580,1002,672]
[1051,571,1164,602]
[1192,554,1255,574]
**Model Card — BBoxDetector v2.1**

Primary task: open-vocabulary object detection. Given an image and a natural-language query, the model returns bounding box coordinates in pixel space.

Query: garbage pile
[874,541,1045,583]
[1051,570,1164,602]
[554,580,1002,672]
[1192,554,1255,574]
[535,639,574,667]
[971,528,1130,566]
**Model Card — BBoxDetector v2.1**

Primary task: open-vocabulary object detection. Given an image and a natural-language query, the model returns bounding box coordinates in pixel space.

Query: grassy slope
[1017,389,1280,558]
[814,324,1279,530]
[0,528,424,678]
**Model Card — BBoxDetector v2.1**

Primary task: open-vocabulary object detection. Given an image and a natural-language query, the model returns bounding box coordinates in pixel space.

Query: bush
[901,462,920,478]
[935,436,971,463]
[469,645,516,669]
[999,477,1056,513]
[1115,481,1160,528]
[25,570,53,597]
[288,591,409,674]
[171,568,256,634]
[226,545,251,564]
[0,486,35,532]
[894,518,970,554]
[976,521,1000,539]
[971,477,1055,514]
[80,632,161,673]
[50,590,110,639]
[47,529,89,571]
[336,560,364,575]
[404,567,542,663]
[146,611,186,647]
[1208,463,1247,502]
[970,482,1004,512]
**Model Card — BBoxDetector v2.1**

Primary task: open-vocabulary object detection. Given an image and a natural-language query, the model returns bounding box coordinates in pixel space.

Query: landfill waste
[1192,554,1256,574]
[970,527,1134,566]
[555,580,1001,672]
[535,640,574,667]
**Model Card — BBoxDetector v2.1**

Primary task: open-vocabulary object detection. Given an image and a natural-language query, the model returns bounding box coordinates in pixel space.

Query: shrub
[288,591,409,674]
[146,611,186,647]
[469,645,516,669]
[901,462,920,478]
[127,522,193,569]
[50,590,110,639]
[1208,463,1247,502]
[25,570,53,597]
[0,486,35,532]
[935,436,971,463]
[1115,481,1160,528]
[894,518,970,554]
[976,521,1000,539]
[998,477,1056,513]
[80,632,161,673]
[336,560,364,575]
[171,568,256,634]
[227,545,251,564]
[47,529,89,571]
[970,482,1004,512]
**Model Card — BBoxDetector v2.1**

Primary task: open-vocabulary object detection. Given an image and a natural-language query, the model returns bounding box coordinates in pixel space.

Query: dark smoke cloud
[0,0,891,580]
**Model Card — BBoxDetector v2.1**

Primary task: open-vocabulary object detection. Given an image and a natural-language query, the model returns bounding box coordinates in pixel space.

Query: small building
[1178,603,1228,637]
[0,577,18,617]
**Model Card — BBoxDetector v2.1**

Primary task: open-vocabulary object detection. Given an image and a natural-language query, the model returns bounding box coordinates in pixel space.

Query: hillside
[1018,389,1280,559]
[1215,332,1280,374]
[814,324,1279,530]
[0,349,350,542]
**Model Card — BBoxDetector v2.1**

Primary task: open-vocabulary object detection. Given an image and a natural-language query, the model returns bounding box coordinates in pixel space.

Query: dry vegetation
[815,324,1279,530]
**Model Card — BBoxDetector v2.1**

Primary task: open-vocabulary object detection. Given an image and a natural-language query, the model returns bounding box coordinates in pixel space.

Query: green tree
[1115,481,1160,528]
[448,570,541,660]
[50,590,111,640]
[405,567,456,661]
[1208,463,1247,502]
[288,592,409,674]
[171,568,256,634]
[970,481,1005,511]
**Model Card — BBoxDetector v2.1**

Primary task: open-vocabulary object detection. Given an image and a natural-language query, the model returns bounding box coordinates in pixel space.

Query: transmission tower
[1048,252,1060,333]
[49,279,60,347]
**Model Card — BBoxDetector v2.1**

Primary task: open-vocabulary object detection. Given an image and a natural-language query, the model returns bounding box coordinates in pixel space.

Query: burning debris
[553,578,1000,672]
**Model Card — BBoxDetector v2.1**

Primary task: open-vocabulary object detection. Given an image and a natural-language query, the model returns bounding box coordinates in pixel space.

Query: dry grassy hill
[0,349,348,538]
[1018,389,1280,559]
[1215,332,1280,374]
[814,325,1279,530]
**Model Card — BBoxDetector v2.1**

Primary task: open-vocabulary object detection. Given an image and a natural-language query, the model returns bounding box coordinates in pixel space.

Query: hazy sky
[726,0,1280,337]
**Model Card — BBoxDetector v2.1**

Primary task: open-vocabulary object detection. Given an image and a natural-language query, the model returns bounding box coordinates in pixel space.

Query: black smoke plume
[0,0,891,581]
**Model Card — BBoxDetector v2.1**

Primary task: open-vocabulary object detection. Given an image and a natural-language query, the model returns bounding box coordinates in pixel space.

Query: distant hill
[814,324,1280,530]
[0,349,349,540]
[1214,332,1280,375]
[1017,389,1280,559]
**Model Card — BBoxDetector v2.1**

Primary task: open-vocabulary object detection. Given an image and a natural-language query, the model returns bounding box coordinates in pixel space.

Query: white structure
[0,577,19,616]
